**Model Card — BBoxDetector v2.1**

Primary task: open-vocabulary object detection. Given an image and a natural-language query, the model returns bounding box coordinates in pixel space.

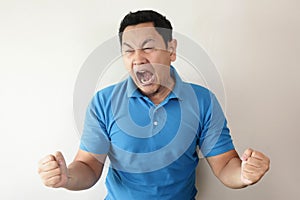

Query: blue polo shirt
[80,66,234,200]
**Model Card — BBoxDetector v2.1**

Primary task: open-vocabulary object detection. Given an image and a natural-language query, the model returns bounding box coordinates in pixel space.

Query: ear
[167,39,177,62]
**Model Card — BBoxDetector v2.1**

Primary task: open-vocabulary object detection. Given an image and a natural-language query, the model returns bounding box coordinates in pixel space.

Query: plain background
[0,0,299,199]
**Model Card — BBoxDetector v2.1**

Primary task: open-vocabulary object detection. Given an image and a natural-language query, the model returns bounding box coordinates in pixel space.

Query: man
[38,10,270,199]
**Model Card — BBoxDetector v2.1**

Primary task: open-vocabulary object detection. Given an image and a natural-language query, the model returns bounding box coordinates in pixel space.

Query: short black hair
[119,10,173,47]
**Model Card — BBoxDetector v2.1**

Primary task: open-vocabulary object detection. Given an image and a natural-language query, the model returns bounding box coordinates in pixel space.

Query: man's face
[121,22,176,96]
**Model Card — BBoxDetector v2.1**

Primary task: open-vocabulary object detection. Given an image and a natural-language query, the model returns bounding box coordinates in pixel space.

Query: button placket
[152,107,159,127]
[150,105,166,135]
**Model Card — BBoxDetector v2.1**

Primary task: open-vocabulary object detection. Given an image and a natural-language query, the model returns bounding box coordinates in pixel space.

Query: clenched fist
[38,151,68,188]
[241,148,270,185]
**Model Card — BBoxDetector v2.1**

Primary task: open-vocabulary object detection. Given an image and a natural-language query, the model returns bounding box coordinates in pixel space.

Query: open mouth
[134,65,156,86]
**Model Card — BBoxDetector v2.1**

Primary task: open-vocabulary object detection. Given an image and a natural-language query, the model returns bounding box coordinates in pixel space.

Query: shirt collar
[126,75,142,98]
[126,65,184,100]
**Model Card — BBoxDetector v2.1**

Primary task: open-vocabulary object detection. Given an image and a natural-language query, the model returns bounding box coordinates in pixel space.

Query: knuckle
[47,161,59,169]
[247,157,254,163]
[256,169,263,176]
[243,162,251,169]
[51,160,59,167]
[40,172,48,180]
[266,157,271,164]
[54,167,61,176]
[40,154,54,165]
[265,163,270,171]
[242,173,250,180]
[49,154,56,160]
[43,179,52,187]
[37,167,42,174]
[49,177,60,186]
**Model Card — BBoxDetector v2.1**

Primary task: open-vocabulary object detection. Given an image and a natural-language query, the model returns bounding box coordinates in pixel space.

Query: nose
[133,49,147,66]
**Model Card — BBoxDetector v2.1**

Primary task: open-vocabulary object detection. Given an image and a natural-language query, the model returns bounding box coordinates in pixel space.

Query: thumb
[54,151,68,187]
[55,151,67,175]
[241,149,254,185]
[241,148,253,161]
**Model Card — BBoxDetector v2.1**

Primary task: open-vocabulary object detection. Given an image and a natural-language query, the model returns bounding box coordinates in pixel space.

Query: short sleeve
[80,94,110,154]
[199,93,234,157]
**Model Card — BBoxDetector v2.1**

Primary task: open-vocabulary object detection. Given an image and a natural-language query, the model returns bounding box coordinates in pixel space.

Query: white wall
[0,0,299,199]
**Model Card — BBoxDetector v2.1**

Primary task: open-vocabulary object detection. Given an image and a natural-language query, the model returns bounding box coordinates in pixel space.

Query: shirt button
[153,121,158,126]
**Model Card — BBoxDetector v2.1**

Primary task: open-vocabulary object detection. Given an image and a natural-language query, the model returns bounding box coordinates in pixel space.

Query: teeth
[135,69,155,85]
[142,78,150,84]
[140,75,154,84]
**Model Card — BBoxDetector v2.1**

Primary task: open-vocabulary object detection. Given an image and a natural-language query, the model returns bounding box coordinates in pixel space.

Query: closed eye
[122,42,135,54]
[122,49,135,55]
[143,47,155,53]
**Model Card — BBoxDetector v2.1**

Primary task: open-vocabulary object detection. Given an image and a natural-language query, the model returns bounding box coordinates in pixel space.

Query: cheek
[122,58,132,71]
[153,52,171,65]
[125,65,131,72]
[154,66,170,81]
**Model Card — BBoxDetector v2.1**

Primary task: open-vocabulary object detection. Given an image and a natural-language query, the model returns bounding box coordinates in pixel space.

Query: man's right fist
[38,151,68,188]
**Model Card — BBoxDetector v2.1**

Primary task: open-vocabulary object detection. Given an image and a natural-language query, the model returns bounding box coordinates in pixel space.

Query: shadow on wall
[195,158,214,199]
[196,159,240,200]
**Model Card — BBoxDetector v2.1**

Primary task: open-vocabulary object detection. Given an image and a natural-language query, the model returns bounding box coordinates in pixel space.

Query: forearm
[64,161,100,191]
[218,156,247,189]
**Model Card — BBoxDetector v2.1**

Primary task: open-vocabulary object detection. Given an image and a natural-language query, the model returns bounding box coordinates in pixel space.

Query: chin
[138,84,160,96]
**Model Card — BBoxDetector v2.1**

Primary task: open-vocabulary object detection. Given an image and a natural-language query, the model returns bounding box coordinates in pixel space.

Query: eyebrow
[122,42,133,49]
[141,38,155,47]
[122,38,155,49]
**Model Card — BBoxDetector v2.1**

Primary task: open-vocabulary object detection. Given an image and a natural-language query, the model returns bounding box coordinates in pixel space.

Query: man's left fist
[241,148,270,185]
